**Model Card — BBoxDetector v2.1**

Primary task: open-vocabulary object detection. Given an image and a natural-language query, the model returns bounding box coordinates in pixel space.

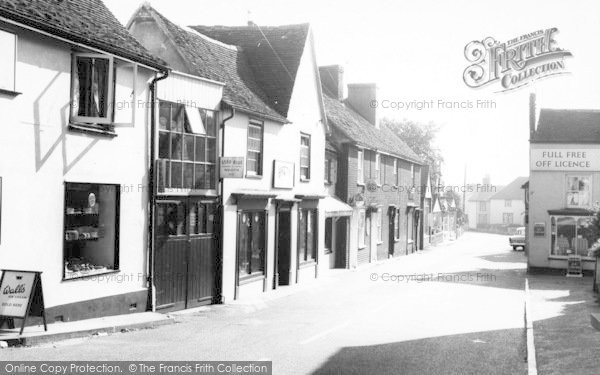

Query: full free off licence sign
[530,149,600,171]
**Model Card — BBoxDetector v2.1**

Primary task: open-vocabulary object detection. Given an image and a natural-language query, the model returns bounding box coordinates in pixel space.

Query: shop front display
[63,183,119,280]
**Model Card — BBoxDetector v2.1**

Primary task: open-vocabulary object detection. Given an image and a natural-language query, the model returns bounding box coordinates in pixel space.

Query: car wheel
[512,246,517,251]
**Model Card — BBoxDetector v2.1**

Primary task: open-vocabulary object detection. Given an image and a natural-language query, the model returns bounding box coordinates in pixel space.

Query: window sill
[239,273,265,285]
[358,245,366,250]
[300,178,311,183]
[62,269,120,282]
[324,249,332,255]
[548,255,596,262]
[394,237,401,243]
[376,241,383,245]
[299,260,317,269]
[357,182,365,187]
[0,88,22,97]
[245,173,263,180]
[69,123,117,137]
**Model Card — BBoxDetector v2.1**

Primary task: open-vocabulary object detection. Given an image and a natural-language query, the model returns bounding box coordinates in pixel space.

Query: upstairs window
[393,159,398,186]
[566,176,591,208]
[505,200,512,207]
[357,149,364,185]
[157,101,217,192]
[0,29,16,92]
[375,153,381,184]
[71,53,114,125]
[300,134,311,180]
[247,120,264,176]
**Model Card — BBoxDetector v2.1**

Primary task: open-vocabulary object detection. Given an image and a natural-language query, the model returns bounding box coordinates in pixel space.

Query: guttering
[147,69,170,312]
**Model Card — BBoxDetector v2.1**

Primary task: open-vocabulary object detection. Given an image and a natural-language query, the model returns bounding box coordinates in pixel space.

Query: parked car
[509,227,526,251]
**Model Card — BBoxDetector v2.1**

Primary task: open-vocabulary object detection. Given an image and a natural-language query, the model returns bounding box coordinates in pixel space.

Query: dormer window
[71,53,114,125]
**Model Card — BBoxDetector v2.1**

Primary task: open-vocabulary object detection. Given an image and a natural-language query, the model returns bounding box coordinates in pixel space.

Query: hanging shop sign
[530,149,600,171]
[220,157,244,179]
[0,270,47,335]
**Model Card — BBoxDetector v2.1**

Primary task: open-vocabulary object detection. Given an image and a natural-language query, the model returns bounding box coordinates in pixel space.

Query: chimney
[483,174,490,186]
[347,83,378,128]
[319,65,344,100]
[529,93,536,139]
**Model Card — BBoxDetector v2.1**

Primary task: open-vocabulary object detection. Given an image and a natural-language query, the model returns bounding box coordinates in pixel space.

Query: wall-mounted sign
[220,157,244,179]
[273,160,294,189]
[0,270,47,334]
[533,222,545,237]
[531,149,600,171]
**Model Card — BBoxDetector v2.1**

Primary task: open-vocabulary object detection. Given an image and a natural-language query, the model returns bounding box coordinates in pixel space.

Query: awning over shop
[322,196,353,217]
[547,208,593,216]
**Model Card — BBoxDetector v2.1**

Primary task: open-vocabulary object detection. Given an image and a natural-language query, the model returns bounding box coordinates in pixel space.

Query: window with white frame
[505,200,512,207]
[375,153,381,184]
[550,215,596,257]
[358,210,366,248]
[479,201,487,212]
[357,149,364,184]
[300,134,311,180]
[393,159,398,186]
[411,164,415,186]
[246,120,264,175]
[566,176,591,208]
[0,29,16,92]
[71,53,115,125]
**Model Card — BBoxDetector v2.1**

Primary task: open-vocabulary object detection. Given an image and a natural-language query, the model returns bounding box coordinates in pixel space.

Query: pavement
[4,232,600,374]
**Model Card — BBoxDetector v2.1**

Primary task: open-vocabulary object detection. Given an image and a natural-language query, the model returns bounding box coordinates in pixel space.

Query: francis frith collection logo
[463,28,572,92]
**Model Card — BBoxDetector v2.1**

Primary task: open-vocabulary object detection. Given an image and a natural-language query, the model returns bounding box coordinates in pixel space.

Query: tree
[380,118,443,171]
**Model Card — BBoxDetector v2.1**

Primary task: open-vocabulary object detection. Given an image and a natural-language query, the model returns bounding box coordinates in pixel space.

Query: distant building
[466,177,526,230]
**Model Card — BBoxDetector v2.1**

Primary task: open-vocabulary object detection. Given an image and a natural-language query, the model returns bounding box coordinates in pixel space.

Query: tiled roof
[190,23,310,118]
[323,93,422,163]
[0,0,165,69]
[140,6,286,123]
[491,177,528,200]
[468,189,503,202]
[533,109,600,143]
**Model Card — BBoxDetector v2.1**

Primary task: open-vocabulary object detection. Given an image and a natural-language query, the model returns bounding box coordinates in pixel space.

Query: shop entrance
[154,198,219,310]
[275,209,292,287]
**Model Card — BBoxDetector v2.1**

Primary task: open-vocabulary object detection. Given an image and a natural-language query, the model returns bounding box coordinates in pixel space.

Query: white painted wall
[489,199,525,225]
[0,27,155,308]
[220,33,327,301]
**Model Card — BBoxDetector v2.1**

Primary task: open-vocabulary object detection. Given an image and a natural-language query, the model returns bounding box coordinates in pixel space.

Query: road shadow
[311,328,527,375]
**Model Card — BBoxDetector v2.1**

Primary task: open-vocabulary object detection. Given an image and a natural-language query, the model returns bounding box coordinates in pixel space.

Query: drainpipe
[217,104,235,303]
[147,70,169,312]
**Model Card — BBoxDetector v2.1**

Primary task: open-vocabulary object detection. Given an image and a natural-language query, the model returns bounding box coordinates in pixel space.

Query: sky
[106,0,600,186]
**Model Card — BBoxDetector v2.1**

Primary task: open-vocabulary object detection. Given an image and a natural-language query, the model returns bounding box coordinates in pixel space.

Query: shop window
[246,120,263,176]
[238,211,266,278]
[357,149,364,184]
[157,100,217,192]
[300,134,311,180]
[0,30,16,92]
[64,183,119,279]
[566,176,591,208]
[550,216,596,257]
[71,53,114,125]
[358,210,366,248]
[502,213,513,225]
[299,209,317,263]
[156,201,186,237]
[324,218,333,254]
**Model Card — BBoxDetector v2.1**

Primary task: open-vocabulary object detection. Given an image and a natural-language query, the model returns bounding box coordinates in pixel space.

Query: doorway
[275,209,292,287]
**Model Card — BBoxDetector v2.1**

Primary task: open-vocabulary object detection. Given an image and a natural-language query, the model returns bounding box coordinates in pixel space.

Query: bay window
[0,29,16,92]
[566,176,591,208]
[157,100,217,192]
[550,216,596,257]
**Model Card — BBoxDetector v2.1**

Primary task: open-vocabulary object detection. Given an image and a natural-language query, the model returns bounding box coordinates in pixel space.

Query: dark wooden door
[155,198,218,310]
[276,211,291,286]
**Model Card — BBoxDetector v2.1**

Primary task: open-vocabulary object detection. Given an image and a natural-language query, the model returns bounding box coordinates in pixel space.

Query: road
[2,232,528,374]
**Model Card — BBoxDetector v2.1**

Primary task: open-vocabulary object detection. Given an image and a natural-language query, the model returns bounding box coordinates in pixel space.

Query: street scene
[2,0,600,374]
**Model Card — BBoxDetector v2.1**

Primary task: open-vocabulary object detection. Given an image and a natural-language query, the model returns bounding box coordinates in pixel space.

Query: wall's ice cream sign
[463,28,572,92]
[531,149,600,171]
